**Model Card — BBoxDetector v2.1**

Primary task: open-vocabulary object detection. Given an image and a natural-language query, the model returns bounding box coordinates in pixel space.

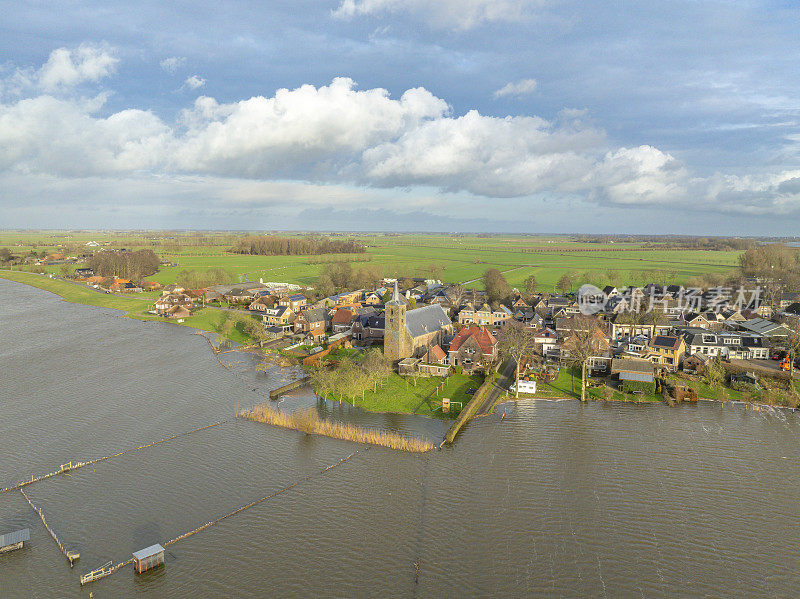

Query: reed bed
[239,404,434,453]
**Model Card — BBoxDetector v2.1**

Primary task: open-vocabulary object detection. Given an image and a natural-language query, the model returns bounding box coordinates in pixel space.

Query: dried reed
[239,404,433,453]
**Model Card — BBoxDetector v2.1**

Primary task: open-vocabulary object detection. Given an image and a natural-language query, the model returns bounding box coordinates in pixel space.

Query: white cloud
[184,75,206,89]
[333,0,546,30]
[494,78,538,98]
[37,44,118,91]
[172,77,448,177]
[3,49,800,218]
[160,56,186,74]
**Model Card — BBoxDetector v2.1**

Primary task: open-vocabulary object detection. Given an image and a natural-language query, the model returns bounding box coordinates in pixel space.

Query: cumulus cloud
[184,75,206,89]
[2,49,800,219]
[160,56,186,74]
[37,44,118,91]
[333,0,545,30]
[494,78,538,98]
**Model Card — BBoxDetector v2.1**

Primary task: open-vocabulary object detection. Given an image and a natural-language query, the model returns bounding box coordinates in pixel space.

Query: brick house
[295,307,329,341]
[457,303,512,328]
[154,293,193,315]
[261,305,295,328]
[448,326,498,372]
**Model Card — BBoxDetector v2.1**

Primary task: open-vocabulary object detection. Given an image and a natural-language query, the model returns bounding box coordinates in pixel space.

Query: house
[162,284,185,295]
[74,267,93,278]
[645,335,685,371]
[457,303,513,328]
[154,293,193,314]
[610,315,655,339]
[279,293,307,312]
[683,330,724,357]
[780,292,800,309]
[261,305,295,328]
[249,294,278,312]
[448,326,498,372]
[425,344,448,365]
[555,315,608,340]
[603,285,619,297]
[351,314,385,342]
[611,357,655,383]
[331,308,355,334]
[737,317,792,340]
[716,332,769,360]
[533,327,558,355]
[295,307,329,341]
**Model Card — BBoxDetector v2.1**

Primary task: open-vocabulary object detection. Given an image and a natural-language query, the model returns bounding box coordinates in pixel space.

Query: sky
[1,0,800,234]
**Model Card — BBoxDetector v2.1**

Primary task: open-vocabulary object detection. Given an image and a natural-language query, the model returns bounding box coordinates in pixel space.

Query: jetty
[269,376,310,399]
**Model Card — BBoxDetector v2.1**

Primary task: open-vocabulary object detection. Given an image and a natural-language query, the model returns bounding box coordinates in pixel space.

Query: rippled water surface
[3,278,800,598]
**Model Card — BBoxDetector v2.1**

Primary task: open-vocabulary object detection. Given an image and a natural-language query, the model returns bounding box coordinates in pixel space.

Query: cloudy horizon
[2,1,799,234]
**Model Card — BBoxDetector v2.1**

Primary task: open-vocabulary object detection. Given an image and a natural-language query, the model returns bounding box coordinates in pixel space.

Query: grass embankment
[239,404,434,452]
[0,270,150,311]
[444,370,500,444]
[0,270,258,346]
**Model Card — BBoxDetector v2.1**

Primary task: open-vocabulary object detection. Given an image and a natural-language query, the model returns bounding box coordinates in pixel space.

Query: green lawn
[530,366,663,402]
[322,372,484,418]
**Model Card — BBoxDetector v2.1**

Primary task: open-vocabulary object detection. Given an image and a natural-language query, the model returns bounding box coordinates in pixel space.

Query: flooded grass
[239,404,434,453]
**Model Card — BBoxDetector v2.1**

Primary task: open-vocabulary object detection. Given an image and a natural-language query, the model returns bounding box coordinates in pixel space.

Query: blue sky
[2,0,800,234]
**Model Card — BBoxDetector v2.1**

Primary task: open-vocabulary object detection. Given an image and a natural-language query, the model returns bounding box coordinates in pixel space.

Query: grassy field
[1,231,742,293]
[528,367,663,402]
[323,372,484,418]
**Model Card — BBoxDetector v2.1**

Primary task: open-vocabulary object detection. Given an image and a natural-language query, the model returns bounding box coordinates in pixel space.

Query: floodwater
[3,278,800,598]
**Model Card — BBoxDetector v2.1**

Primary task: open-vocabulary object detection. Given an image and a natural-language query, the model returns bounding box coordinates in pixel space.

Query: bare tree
[562,315,608,401]
[497,321,539,398]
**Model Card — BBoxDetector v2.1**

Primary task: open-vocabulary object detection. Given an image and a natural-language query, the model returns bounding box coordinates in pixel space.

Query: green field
[321,372,484,418]
[0,231,742,293]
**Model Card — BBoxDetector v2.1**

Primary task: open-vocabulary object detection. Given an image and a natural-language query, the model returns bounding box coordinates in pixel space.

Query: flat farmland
[0,232,742,291]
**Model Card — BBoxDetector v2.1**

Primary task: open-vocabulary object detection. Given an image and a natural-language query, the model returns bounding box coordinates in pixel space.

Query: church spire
[387,280,403,306]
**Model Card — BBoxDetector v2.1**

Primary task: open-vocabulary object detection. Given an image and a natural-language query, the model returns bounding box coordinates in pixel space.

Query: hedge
[622,379,656,395]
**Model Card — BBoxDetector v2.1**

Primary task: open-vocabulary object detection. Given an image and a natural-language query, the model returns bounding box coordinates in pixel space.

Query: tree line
[230,235,365,256]
[87,250,160,281]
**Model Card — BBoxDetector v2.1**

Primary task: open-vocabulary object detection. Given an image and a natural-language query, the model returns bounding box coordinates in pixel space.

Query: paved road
[729,358,800,380]
[475,359,517,415]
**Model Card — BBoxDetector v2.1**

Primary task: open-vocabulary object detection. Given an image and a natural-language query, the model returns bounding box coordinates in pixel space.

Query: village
[50,253,800,414]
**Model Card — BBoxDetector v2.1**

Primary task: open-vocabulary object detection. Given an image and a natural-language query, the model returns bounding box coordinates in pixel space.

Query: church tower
[384,281,408,363]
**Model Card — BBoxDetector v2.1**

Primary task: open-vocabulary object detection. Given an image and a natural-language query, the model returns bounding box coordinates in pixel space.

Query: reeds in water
[239,404,434,453]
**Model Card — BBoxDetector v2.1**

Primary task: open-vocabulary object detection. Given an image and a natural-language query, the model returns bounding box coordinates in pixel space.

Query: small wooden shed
[0,528,30,553]
[132,543,165,573]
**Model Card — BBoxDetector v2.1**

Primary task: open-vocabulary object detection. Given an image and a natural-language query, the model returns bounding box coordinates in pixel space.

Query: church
[384,282,454,363]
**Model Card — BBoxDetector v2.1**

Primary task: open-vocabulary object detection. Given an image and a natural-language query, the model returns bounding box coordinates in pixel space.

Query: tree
[523,274,537,298]
[361,347,392,392]
[704,358,724,389]
[556,273,573,295]
[562,315,607,401]
[484,268,511,304]
[497,321,539,398]
[316,273,335,298]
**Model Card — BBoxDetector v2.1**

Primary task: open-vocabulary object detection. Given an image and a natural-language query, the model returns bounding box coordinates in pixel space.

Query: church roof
[405,304,451,339]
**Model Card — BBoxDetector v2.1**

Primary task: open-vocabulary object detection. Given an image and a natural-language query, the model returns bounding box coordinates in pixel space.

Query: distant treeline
[87,249,160,281]
[573,235,755,251]
[230,235,365,256]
